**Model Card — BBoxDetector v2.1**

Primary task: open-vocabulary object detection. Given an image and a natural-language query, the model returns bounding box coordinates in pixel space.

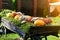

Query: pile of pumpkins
[7,11,52,27]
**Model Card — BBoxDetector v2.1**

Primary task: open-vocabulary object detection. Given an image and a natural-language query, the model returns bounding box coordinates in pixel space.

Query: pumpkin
[14,15,21,20]
[34,20,45,26]
[12,11,17,17]
[6,13,13,18]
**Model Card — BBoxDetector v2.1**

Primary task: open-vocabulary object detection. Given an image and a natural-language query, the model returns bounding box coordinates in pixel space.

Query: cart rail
[1,18,26,38]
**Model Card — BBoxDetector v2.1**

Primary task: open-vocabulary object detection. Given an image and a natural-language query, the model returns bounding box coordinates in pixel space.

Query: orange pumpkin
[14,15,21,20]
[34,20,45,26]
[12,11,17,17]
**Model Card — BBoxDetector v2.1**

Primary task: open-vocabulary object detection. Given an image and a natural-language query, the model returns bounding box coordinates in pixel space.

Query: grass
[0,33,19,40]
[0,33,60,40]
[42,35,59,40]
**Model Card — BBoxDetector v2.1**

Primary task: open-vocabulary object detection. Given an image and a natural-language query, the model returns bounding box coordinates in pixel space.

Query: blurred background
[1,0,60,17]
[0,0,49,17]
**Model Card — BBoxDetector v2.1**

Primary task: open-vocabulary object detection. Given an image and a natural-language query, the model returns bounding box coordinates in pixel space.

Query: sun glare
[49,2,60,5]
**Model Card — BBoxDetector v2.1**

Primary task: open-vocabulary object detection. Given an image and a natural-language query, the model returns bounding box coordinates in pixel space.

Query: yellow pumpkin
[7,13,13,18]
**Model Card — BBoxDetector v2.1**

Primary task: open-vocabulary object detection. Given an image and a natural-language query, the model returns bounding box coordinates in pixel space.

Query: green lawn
[0,33,19,40]
[42,35,59,40]
[0,33,60,40]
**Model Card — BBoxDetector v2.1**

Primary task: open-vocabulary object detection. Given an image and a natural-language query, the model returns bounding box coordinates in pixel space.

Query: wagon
[1,17,60,40]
